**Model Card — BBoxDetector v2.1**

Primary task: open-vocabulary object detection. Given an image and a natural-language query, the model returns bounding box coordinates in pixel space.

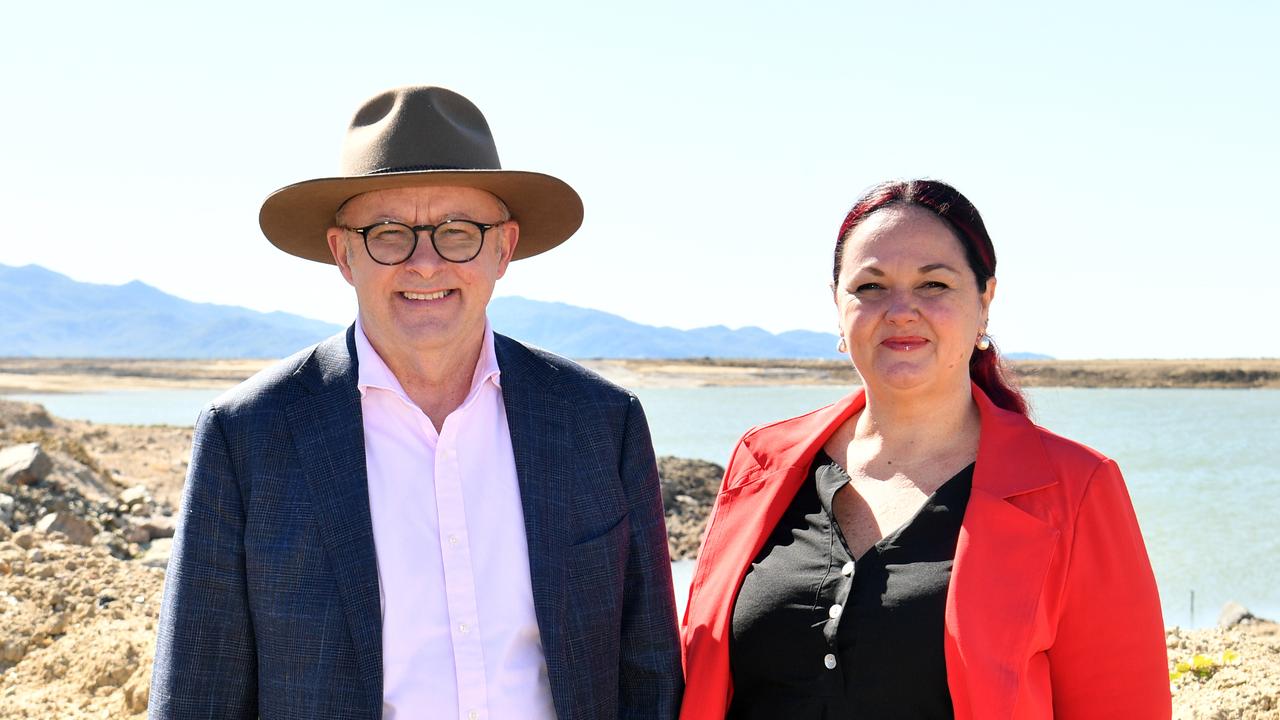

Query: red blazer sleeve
[1048,459,1171,718]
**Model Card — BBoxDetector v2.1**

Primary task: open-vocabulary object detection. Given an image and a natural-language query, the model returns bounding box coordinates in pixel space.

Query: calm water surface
[7,385,1277,627]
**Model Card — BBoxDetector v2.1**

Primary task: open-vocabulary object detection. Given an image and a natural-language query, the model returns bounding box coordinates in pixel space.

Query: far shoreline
[0,356,1277,394]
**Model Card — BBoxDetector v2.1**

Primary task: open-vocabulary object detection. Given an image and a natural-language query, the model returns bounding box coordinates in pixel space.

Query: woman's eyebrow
[920,263,961,274]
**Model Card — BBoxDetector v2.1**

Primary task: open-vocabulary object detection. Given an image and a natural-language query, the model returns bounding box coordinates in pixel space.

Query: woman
[680,180,1170,719]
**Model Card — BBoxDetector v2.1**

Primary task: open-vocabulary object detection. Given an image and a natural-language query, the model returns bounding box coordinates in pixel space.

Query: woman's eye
[854,283,884,293]
[920,281,949,291]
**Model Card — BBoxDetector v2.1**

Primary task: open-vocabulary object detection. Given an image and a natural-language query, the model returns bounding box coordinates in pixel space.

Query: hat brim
[259,170,583,264]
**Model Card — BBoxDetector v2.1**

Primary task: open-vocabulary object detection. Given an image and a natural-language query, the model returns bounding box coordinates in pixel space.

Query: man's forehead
[338,185,506,218]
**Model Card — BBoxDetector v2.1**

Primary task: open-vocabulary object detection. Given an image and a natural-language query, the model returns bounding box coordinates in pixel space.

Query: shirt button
[841,561,855,577]
[467,711,479,720]
[823,653,838,670]
[828,604,843,619]
[448,534,459,545]
[458,623,469,635]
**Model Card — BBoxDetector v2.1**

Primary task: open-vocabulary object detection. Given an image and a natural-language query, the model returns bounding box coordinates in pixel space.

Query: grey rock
[0,492,13,525]
[140,515,175,540]
[1219,601,1257,628]
[92,531,131,560]
[0,443,53,486]
[12,528,37,549]
[118,485,149,505]
[141,537,172,569]
[35,511,96,546]
[123,524,151,544]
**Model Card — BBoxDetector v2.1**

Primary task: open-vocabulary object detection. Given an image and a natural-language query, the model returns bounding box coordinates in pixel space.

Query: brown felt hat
[259,86,583,264]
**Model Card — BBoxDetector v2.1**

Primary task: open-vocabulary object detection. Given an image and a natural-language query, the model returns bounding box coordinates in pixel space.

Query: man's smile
[401,289,455,301]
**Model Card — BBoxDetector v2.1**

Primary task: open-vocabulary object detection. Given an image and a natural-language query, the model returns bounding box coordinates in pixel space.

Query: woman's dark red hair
[834,179,1029,417]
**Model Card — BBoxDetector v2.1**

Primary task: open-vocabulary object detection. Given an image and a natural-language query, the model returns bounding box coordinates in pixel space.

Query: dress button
[828,604,843,619]
[823,653,837,670]
[841,561,855,577]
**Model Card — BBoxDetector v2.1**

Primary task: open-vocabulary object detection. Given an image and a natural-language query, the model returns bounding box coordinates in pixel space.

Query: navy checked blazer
[149,327,683,719]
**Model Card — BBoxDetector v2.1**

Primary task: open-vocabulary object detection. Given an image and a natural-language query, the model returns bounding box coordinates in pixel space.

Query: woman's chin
[861,361,935,392]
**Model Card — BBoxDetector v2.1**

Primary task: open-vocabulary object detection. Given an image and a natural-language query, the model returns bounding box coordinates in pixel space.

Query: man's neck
[366,329,486,434]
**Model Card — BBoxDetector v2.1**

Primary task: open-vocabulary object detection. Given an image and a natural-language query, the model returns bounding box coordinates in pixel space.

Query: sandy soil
[2,356,1278,392]
[2,399,1278,718]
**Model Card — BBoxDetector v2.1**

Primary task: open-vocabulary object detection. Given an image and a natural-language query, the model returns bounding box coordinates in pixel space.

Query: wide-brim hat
[259,86,583,264]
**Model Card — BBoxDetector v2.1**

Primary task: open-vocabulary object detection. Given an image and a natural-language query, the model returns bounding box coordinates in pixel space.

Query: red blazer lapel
[680,392,863,718]
[944,385,1062,720]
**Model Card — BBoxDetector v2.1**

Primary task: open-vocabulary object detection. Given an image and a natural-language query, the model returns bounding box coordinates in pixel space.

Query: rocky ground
[1,398,1278,718]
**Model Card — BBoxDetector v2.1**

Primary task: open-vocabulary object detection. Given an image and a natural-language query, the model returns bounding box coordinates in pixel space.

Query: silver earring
[837,336,847,353]
[976,333,992,351]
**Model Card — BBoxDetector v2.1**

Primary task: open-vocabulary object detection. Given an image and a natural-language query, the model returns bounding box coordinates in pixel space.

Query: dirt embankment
[1,399,1278,718]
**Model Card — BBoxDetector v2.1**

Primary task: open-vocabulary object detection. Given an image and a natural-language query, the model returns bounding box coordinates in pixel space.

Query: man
[150,86,682,719]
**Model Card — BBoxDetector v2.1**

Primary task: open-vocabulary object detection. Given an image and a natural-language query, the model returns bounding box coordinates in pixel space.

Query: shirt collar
[354,317,502,404]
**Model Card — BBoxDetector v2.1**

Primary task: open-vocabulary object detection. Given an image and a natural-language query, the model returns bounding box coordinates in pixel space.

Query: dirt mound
[1169,621,1280,719]
[0,532,159,718]
[659,455,723,560]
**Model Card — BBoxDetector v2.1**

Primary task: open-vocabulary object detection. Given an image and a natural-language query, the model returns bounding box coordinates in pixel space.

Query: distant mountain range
[0,264,343,358]
[0,264,1049,360]
[487,297,846,359]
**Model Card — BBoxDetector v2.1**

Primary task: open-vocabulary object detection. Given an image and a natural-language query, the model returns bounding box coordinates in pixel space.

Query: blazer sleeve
[149,406,258,719]
[1048,459,1171,718]
[616,394,684,720]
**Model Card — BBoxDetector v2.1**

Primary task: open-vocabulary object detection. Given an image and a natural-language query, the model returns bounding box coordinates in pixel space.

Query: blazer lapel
[944,385,1061,720]
[682,392,862,713]
[286,328,383,709]
[493,334,577,707]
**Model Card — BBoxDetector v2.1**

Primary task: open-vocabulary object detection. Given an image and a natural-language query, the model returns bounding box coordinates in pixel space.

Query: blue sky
[2,1,1276,359]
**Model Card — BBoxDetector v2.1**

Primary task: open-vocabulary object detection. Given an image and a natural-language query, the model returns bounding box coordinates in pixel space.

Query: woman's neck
[851,379,981,468]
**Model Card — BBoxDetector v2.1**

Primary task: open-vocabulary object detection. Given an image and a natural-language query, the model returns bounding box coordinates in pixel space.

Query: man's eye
[371,228,413,243]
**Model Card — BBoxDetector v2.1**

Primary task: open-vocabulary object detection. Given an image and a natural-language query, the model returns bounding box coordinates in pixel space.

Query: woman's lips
[881,336,929,351]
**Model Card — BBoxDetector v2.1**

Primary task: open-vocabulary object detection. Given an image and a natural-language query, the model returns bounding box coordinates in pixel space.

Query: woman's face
[833,205,995,397]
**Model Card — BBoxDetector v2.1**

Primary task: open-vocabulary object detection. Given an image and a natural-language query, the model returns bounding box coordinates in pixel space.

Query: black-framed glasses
[341,219,506,264]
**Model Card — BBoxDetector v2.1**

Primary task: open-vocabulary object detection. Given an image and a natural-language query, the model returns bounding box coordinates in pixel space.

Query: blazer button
[823,653,838,670]
[841,561,855,577]
[828,604,843,619]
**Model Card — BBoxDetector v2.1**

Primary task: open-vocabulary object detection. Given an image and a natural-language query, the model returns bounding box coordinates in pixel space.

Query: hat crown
[339,86,502,175]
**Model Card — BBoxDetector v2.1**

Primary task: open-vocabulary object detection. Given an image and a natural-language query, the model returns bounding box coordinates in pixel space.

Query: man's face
[326,185,518,359]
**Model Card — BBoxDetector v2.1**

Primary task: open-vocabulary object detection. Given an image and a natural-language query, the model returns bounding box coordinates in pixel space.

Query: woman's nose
[884,290,919,324]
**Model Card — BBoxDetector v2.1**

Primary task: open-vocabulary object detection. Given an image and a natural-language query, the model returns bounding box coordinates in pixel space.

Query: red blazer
[680,385,1171,719]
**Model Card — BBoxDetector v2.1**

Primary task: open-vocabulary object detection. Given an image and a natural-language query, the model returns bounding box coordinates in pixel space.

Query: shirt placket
[434,422,489,720]
[820,525,855,683]
[816,465,857,690]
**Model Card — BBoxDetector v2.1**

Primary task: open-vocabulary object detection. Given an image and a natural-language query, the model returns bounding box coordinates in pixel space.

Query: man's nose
[403,232,449,272]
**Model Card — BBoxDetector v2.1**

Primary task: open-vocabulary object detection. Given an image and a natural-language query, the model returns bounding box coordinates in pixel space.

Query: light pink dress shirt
[355,320,556,720]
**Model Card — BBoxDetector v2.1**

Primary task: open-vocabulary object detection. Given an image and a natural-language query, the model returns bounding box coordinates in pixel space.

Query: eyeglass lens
[365,221,485,264]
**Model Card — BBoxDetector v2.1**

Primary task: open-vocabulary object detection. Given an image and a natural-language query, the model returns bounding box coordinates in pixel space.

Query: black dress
[727,451,973,719]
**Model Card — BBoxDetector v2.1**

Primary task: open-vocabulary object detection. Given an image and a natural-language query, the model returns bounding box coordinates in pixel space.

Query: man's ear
[494,220,520,279]
[327,228,356,286]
